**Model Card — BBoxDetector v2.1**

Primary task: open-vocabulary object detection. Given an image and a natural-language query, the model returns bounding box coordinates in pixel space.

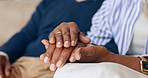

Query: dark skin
[40,22,91,71]
[48,22,91,48]
[40,40,87,71]
[42,40,141,72]
[40,22,141,73]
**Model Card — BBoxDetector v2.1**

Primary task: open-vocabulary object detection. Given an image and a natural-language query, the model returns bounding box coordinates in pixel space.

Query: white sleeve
[0,51,9,60]
[86,0,114,46]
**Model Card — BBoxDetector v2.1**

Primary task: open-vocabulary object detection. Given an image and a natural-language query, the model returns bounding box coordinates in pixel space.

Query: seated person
[0,0,106,78]
[40,0,148,77]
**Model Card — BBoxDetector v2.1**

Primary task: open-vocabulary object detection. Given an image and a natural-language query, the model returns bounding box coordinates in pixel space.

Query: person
[0,0,106,78]
[40,0,148,77]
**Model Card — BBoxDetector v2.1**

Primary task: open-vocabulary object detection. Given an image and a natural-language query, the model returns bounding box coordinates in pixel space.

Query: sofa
[0,0,40,46]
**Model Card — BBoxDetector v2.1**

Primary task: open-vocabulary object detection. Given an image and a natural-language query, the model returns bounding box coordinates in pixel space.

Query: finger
[69,22,80,46]
[44,44,56,63]
[40,53,46,61]
[56,47,73,68]
[0,57,4,78]
[75,48,82,60]
[79,32,91,44]
[75,46,98,62]
[4,61,11,77]
[0,65,3,78]
[41,39,50,49]
[69,43,86,62]
[49,48,63,71]
[69,50,76,63]
[61,27,71,48]
[55,30,63,48]
[49,32,55,44]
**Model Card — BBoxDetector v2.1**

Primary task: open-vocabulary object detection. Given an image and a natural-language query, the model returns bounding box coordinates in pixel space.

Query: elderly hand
[48,22,91,48]
[40,39,86,71]
[0,55,11,78]
[74,45,111,63]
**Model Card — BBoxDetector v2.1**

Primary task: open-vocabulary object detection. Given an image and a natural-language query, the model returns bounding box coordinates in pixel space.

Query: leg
[54,62,148,78]
[9,56,55,78]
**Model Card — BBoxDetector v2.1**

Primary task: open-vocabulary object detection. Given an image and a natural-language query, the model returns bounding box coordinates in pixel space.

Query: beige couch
[0,0,40,46]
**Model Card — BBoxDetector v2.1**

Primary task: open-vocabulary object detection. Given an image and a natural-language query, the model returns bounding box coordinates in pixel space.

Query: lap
[9,56,55,78]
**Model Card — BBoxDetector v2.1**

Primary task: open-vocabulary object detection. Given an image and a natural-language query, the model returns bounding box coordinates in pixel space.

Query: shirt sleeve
[0,51,9,60]
[0,0,47,63]
[87,0,114,46]
[86,0,118,53]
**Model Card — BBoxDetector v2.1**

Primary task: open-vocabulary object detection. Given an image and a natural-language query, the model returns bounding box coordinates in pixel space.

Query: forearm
[103,53,141,72]
[0,33,33,63]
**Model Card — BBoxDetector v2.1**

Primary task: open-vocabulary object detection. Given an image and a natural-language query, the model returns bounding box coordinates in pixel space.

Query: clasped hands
[40,22,111,71]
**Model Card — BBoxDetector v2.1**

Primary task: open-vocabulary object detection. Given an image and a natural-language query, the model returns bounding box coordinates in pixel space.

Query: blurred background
[0,0,41,46]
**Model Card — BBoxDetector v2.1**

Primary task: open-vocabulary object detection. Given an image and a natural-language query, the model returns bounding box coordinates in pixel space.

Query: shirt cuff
[0,51,9,60]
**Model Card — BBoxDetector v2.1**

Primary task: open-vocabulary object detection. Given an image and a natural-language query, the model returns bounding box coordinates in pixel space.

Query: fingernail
[70,57,75,62]
[44,56,49,63]
[50,38,54,41]
[65,41,69,44]
[50,64,56,71]
[64,41,69,47]
[56,60,62,67]
[57,42,61,45]
[71,41,75,45]
[50,38,55,44]
[57,42,62,47]
[76,48,81,60]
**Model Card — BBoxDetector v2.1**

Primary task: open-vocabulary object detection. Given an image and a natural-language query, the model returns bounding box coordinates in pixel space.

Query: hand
[40,39,86,71]
[48,22,91,48]
[0,55,11,78]
[74,46,111,63]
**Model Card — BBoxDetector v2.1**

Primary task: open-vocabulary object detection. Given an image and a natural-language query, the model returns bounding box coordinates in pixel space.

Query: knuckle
[55,33,62,37]
[45,53,51,58]
[60,56,67,61]
[63,32,70,36]
[69,22,76,25]
[60,22,67,26]
[72,30,78,35]
[51,60,56,64]
[69,22,79,28]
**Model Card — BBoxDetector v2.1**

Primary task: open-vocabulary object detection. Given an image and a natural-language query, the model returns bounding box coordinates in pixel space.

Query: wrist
[94,47,115,63]
[107,53,141,72]
[97,52,116,62]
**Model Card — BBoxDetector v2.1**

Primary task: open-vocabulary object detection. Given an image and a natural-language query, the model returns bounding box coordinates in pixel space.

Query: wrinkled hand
[74,46,111,63]
[48,22,91,48]
[0,55,11,78]
[40,39,86,71]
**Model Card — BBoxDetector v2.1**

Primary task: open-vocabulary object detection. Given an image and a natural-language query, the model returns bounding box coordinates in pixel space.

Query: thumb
[41,39,50,49]
[4,60,11,77]
[75,47,88,61]
[75,46,97,62]
[79,32,91,44]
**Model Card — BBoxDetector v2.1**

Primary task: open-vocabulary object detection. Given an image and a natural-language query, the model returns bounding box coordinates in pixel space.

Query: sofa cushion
[0,1,40,46]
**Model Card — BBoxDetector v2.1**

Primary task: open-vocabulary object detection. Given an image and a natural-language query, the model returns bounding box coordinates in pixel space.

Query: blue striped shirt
[87,0,148,55]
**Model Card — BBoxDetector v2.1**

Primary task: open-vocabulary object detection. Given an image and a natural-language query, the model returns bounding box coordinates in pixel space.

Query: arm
[91,38,119,54]
[86,0,117,53]
[0,0,47,63]
[106,53,141,72]
[74,45,141,72]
